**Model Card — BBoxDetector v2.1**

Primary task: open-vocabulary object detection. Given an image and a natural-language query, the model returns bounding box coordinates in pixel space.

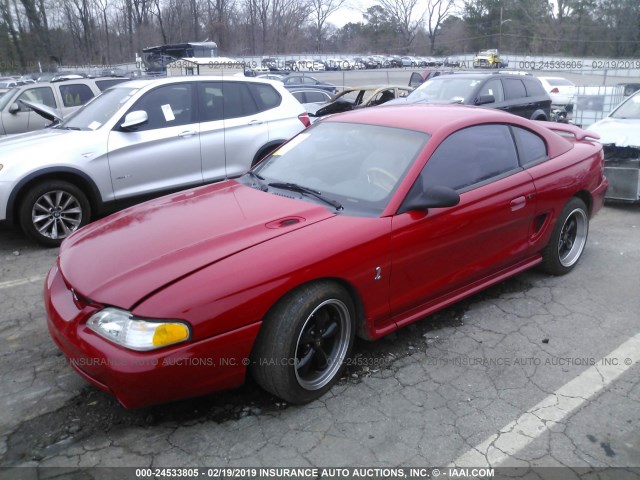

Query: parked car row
[260,55,452,72]
[0,70,589,249]
[256,73,338,94]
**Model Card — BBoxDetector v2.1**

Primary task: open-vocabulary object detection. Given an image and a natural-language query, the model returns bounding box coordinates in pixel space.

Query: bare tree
[0,0,26,68]
[20,0,51,58]
[271,0,311,52]
[151,0,168,43]
[95,0,111,63]
[244,0,258,54]
[425,0,454,53]
[378,0,423,50]
[309,0,346,52]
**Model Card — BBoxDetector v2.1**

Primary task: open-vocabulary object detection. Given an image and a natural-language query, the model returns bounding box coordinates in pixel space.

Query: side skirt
[371,255,542,339]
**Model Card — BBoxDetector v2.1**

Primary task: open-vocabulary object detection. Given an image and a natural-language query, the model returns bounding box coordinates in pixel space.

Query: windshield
[406,77,481,104]
[610,93,640,119]
[0,88,16,110]
[58,86,139,130]
[251,122,429,215]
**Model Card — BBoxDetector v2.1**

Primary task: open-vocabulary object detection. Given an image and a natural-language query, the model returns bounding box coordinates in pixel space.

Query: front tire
[19,180,91,247]
[540,197,589,275]
[251,282,356,404]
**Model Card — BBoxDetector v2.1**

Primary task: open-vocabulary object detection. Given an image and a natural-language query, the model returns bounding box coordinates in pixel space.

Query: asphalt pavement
[0,201,638,475]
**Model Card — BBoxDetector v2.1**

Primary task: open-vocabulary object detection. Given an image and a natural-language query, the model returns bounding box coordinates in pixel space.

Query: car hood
[20,99,63,123]
[0,127,84,157]
[59,181,337,309]
[589,117,640,147]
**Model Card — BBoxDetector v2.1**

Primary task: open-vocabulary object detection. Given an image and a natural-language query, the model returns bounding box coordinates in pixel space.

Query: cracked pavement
[0,204,638,472]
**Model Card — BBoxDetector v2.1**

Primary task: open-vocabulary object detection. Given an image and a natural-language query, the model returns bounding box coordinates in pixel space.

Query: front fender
[132,215,393,343]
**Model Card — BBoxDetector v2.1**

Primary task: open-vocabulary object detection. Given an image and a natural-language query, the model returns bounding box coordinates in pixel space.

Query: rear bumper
[591,175,609,215]
[45,263,261,409]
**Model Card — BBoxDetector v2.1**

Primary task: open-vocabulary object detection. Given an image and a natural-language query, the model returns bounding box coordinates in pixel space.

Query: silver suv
[0,78,129,136]
[0,76,309,246]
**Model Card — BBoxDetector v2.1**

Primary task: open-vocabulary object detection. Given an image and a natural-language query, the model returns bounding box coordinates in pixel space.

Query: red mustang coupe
[45,105,608,408]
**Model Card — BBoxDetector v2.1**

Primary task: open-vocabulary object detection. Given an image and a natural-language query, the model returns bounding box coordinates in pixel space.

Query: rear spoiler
[541,122,600,141]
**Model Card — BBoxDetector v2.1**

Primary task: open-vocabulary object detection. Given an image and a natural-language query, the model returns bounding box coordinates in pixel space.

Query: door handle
[510,196,527,211]
[248,119,263,125]
[178,130,197,137]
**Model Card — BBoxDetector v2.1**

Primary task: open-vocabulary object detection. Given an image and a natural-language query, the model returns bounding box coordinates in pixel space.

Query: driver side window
[128,84,194,131]
[412,124,520,194]
[479,79,504,102]
[17,87,56,111]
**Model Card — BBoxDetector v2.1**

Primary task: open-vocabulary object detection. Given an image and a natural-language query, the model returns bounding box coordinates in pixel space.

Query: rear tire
[251,282,356,404]
[540,197,589,275]
[19,180,91,247]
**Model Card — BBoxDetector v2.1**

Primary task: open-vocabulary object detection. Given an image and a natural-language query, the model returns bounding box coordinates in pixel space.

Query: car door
[389,124,537,318]
[502,78,530,118]
[107,82,203,200]
[199,81,270,180]
[2,86,58,134]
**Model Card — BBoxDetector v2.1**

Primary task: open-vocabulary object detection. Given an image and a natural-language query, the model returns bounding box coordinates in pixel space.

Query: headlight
[87,307,190,351]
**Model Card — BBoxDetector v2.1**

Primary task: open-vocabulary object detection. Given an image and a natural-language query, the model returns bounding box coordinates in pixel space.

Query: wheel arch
[573,189,593,216]
[8,167,102,224]
[531,109,548,121]
[255,276,368,345]
[251,140,285,167]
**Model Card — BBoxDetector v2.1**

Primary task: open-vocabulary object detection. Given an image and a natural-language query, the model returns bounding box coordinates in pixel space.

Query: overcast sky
[326,0,560,29]
[327,1,370,27]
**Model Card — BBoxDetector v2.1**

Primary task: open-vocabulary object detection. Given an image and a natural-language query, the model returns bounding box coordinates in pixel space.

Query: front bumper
[0,180,11,222]
[45,262,261,409]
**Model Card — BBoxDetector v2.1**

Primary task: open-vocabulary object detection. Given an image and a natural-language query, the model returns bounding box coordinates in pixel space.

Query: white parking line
[0,275,46,291]
[451,332,640,467]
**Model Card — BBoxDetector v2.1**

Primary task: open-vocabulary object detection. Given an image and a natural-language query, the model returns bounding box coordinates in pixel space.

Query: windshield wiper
[57,126,81,130]
[247,170,265,181]
[268,182,343,211]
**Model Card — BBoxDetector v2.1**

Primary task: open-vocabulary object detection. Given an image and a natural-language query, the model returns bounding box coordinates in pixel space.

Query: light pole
[499,7,512,51]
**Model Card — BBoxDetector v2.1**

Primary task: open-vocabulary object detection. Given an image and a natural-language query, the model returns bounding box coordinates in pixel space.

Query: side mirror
[475,94,495,106]
[398,185,460,214]
[9,103,20,114]
[120,110,148,130]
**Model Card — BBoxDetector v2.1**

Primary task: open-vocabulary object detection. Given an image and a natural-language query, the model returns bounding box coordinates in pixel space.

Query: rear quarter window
[248,83,282,111]
[524,78,547,97]
[512,127,548,166]
[503,78,527,100]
